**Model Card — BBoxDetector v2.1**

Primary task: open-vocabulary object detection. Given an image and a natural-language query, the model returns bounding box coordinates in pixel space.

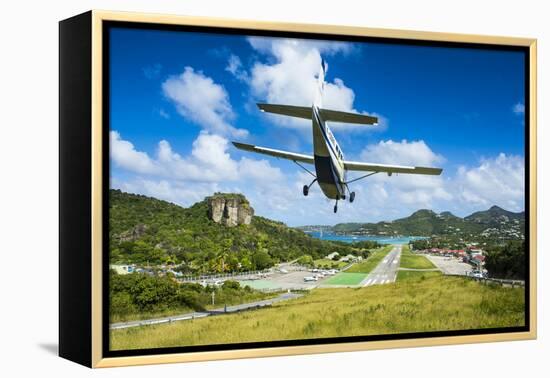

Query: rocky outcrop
[119,224,148,242]
[207,194,254,227]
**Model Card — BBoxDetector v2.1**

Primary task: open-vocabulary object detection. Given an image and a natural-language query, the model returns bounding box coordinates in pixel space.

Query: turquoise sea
[306,231,427,245]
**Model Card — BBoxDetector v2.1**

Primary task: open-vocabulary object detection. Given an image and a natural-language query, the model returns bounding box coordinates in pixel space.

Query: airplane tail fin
[257,59,377,125]
[314,59,328,107]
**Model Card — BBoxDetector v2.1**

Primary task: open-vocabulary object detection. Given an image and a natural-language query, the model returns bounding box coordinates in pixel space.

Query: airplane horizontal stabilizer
[257,103,378,125]
[232,142,314,164]
[344,160,443,175]
[319,109,378,125]
[257,103,312,119]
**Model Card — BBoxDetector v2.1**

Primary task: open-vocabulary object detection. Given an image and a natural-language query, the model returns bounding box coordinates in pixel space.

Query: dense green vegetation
[109,271,273,323]
[111,276,525,350]
[399,245,437,269]
[346,246,392,273]
[485,240,525,279]
[109,190,367,273]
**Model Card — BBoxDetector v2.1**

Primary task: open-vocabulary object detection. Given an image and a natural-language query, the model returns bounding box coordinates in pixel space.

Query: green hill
[328,206,524,239]
[109,190,363,273]
[465,205,524,225]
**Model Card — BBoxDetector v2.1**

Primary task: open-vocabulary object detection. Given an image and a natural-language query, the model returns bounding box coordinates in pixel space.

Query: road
[361,245,402,286]
[110,292,303,330]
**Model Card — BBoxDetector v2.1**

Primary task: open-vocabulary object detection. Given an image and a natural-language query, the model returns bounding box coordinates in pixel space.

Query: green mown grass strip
[346,245,393,274]
[399,245,437,269]
[322,272,368,285]
[397,270,442,282]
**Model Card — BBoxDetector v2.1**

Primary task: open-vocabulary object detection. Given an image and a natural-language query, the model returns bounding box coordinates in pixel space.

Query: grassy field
[110,289,277,323]
[111,275,524,350]
[323,272,367,285]
[346,245,393,273]
[313,259,349,269]
[397,270,442,282]
[399,245,437,269]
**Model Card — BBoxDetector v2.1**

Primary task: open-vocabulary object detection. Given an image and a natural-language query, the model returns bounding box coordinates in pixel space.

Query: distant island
[298,206,525,241]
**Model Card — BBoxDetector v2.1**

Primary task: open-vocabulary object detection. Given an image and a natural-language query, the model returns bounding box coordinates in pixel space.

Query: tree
[222,280,240,290]
[297,254,314,267]
[485,240,525,279]
[252,250,273,270]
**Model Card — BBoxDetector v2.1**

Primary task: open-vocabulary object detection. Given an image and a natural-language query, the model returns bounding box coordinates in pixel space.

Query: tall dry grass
[111,275,524,350]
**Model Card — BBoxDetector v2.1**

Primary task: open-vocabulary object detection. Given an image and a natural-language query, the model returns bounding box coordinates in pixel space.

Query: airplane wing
[232,142,314,164]
[344,160,443,175]
[319,109,378,125]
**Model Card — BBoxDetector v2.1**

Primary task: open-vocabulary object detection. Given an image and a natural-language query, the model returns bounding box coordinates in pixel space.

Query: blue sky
[109,27,526,226]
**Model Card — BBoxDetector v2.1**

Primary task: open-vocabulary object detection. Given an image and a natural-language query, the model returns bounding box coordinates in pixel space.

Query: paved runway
[361,245,402,286]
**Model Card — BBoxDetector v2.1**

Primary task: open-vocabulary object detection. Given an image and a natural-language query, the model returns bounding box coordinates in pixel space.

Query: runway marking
[372,279,378,285]
[365,279,372,286]
[393,260,398,264]
[383,259,388,263]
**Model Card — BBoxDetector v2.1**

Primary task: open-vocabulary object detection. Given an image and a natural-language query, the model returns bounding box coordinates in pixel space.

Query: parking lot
[424,255,473,275]
[238,270,329,291]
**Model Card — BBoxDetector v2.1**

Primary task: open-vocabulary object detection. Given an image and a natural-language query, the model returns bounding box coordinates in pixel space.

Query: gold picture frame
[59,10,537,368]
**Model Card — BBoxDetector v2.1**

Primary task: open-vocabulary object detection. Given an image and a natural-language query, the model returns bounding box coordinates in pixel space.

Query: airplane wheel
[303,185,309,196]
[334,204,338,213]
[350,192,355,203]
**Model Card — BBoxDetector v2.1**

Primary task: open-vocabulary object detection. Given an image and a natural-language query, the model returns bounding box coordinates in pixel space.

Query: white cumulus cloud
[354,139,451,210]
[246,37,384,131]
[110,130,285,189]
[456,153,524,212]
[111,130,240,182]
[162,67,248,138]
[360,139,445,167]
[110,131,157,175]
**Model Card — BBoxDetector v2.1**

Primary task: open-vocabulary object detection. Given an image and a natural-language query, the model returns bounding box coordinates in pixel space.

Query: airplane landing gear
[303,178,317,196]
[334,200,338,213]
[349,191,355,203]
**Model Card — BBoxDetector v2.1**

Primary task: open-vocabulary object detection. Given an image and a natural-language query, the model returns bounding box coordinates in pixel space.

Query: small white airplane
[233,60,443,213]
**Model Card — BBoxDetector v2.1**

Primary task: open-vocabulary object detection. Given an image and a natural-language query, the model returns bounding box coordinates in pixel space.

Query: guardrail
[254,286,311,293]
[446,274,525,287]
[178,269,272,282]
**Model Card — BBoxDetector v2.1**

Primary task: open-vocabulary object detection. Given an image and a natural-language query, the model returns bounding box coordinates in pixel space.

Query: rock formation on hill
[206,193,254,227]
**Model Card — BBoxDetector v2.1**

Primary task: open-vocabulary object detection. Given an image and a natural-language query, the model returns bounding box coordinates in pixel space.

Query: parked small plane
[233,60,443,213]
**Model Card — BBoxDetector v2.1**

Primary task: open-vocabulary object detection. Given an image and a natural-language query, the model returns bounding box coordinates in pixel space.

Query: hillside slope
[109,190,361,273]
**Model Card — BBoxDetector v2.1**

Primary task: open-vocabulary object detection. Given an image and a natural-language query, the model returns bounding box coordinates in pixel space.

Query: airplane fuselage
[311,106,347,200]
